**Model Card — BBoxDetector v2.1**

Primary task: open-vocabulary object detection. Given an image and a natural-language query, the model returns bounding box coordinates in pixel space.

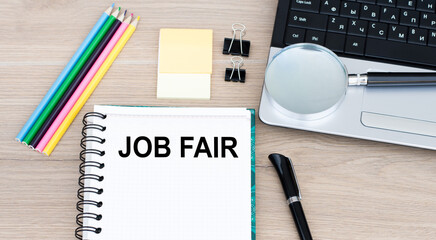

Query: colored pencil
[16,4,114,143]
[36,14,134,154]
[23,8,121,145]
[42,16,139,156]
[28,8,123,148]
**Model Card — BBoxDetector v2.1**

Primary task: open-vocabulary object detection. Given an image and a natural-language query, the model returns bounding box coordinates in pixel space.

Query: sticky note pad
[157,74,211,100]
[157,29,213,99]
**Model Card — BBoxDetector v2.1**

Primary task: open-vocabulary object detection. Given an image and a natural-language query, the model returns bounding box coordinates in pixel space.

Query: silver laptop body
[259,47,436,150]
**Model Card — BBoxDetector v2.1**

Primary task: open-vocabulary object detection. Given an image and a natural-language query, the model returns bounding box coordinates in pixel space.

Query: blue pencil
[16,3,114,142]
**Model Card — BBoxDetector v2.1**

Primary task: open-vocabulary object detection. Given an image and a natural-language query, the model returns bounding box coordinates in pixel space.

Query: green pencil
[22,7,121,145]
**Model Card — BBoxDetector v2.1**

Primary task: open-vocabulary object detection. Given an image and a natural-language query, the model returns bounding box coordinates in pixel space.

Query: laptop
[259,0,436,150]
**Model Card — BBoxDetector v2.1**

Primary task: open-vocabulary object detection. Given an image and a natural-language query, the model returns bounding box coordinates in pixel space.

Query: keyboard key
[305,30,326,44]
[285,27,306,45]
[397,0,416,9]
[348,19,369,36]
[388,24,408,42]
[428,30,436,46]
[377,0,396,6]
[325,32,346,52]
[345,36,366,55]
[288,11,328,30]
[366,38,436,66]
[291,0,321,13]
[360,4,380,20]
[357,0,376,4]
[420,13,436,29]
[340,1,361,18]
[417,0,436,12]
[368,22,389,38]
[328,16,348,33]
[400,10,420,27]
[380,7,400,24]
[320,0,341,15]
[408,27,428,45]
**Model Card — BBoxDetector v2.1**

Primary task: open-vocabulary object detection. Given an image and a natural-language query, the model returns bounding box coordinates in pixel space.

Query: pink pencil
[35,13,132,152]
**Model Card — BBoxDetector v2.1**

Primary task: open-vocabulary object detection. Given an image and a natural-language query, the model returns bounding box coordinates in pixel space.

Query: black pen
[269,153,312,240]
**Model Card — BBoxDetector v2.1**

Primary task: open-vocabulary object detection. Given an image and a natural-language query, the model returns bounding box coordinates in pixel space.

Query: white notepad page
[83,106,253,240]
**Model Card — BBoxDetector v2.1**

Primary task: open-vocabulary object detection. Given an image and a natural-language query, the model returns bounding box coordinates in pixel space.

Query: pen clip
[288,157,302,200]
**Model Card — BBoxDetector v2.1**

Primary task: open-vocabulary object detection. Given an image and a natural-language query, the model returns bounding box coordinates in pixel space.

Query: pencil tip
[124,10,127,15]
[111,3,115,8]
[131,13,134,17]
[137,16,140,20]
[118,7,121,11]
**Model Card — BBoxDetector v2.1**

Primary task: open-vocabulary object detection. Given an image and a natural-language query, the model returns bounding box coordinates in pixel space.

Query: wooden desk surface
[1,0,435,239]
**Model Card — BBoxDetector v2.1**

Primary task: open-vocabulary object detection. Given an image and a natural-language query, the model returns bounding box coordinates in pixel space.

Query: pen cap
[269,153,301,201]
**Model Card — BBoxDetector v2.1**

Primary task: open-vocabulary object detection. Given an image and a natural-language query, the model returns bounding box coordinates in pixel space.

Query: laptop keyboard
[284,0,436,68]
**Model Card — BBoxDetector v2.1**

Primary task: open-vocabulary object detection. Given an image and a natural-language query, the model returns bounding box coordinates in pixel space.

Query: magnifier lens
[265,44,348,119]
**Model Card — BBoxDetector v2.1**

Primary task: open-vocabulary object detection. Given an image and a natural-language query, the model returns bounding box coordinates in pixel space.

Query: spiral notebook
[76,105,255,240]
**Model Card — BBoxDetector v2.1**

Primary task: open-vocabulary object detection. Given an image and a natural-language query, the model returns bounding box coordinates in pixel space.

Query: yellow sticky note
[159,29,213,74]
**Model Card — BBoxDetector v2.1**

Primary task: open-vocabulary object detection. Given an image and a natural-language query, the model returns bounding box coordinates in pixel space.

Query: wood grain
[0,0,435,239]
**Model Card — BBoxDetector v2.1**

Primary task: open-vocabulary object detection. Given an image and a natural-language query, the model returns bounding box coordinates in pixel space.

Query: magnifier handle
[366,72,436,87]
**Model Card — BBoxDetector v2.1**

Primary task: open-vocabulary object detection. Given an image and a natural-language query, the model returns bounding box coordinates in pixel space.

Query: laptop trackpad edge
[361,112,436,137]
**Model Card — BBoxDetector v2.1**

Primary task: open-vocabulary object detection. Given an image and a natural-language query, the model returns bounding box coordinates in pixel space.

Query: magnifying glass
[265,43,436,120]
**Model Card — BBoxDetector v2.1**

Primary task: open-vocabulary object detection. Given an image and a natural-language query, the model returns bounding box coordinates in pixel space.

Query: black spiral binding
[75,112,107,239]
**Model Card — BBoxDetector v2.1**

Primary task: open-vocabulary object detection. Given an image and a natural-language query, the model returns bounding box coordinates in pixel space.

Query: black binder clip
[225,56,245,83]
[223,23,250,57]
